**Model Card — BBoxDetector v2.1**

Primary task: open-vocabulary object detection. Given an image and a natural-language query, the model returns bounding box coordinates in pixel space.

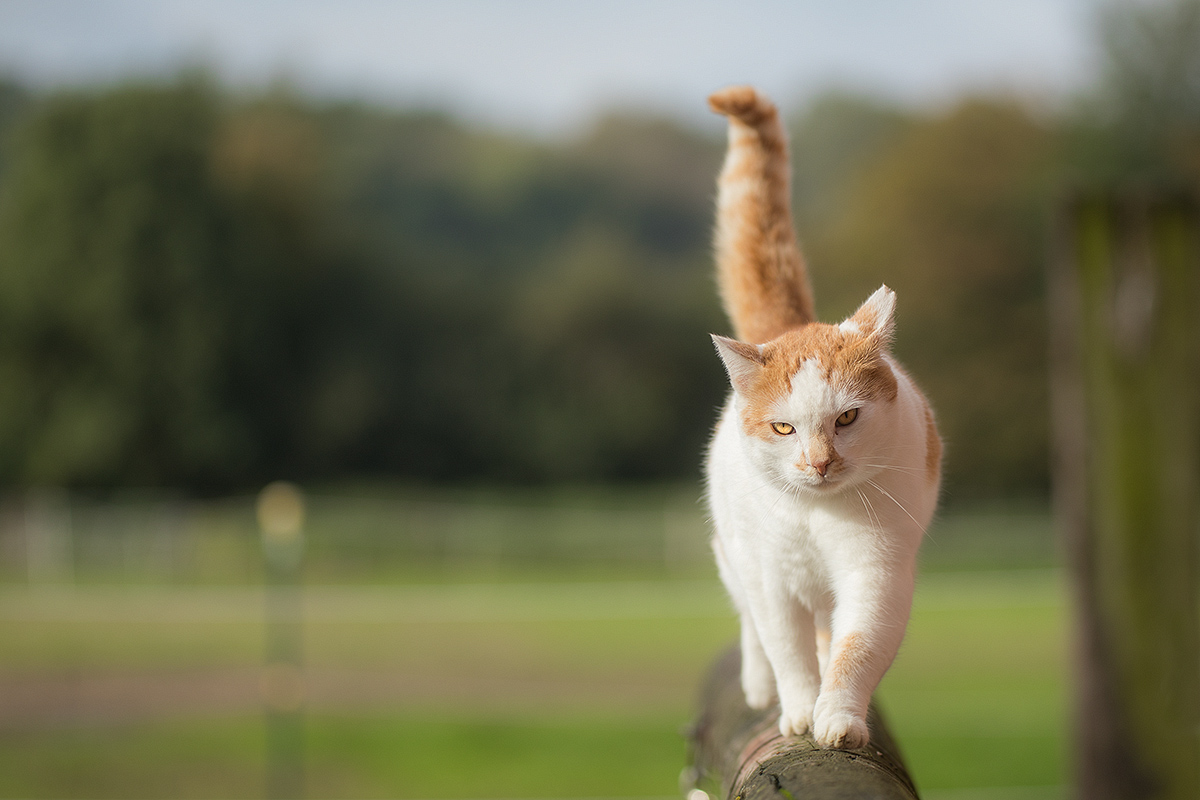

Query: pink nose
[810,460,830,477]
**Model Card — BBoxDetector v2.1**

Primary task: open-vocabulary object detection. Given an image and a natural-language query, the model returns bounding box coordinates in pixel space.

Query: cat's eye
[770,422,795,436]
[836,408,859,427]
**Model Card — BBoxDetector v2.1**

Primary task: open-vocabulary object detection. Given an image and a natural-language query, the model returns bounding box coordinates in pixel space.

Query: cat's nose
[809,459,830,477]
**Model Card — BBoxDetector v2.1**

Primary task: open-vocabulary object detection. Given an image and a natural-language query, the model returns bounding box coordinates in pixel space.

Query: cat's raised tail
[708,86,815,345]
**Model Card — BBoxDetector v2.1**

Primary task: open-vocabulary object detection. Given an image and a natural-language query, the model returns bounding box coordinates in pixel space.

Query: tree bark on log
[683,646,919,800]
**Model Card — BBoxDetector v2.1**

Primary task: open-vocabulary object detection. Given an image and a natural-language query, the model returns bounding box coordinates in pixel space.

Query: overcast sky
[0,0,1105,136]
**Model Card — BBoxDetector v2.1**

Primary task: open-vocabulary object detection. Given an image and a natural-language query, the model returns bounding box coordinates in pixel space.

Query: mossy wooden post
[258,482,307,800]
[1050,192,1200,800]
[683,647,919,800]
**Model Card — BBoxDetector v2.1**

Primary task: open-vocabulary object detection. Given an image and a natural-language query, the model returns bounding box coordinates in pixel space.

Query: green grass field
[0,492,1067,799]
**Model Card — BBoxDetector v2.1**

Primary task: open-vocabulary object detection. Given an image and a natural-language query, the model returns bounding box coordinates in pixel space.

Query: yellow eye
[770,422,795,436]
[836,408,858,427]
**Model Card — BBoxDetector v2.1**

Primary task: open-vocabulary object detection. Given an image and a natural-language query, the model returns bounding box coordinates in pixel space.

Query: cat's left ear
[841,285,896,350]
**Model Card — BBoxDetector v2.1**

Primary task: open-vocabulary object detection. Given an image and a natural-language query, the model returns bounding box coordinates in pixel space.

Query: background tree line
[0,1,1195,501]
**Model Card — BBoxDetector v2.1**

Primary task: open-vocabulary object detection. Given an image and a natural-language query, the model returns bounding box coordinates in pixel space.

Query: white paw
[812,706,869,750]
[777,703,813,738]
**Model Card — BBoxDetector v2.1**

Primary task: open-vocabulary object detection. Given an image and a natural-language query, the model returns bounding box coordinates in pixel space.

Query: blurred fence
[0,488,1060,587]
[0,487,717,585]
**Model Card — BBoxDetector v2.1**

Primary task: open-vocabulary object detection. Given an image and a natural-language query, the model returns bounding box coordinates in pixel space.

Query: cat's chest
[742,493,838,596]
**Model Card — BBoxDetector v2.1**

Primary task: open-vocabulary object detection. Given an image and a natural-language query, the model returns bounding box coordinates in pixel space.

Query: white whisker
[865,478,923,529]
[859,463,923,476]
[854,486,881,533]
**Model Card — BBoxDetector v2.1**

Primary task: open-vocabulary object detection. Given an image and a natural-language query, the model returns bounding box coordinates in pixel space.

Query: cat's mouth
[789,469,844,492]
[809,474,840,490]
[788,461,846,490]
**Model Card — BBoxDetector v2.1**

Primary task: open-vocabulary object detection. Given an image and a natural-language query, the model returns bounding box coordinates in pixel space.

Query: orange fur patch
[825,632,869,692]
[924,403,942,482]
[738,324,898,439]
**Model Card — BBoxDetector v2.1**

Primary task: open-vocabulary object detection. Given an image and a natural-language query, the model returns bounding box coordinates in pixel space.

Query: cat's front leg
[810,635,874,749]
[747,588,822,737]
[812,574,913,749]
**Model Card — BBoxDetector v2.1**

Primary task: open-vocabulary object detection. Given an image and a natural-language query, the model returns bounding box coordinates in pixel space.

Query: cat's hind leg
[815,624,831,678]
[738,612,776,709]
[813,607,833,678]
[713,535,777,708]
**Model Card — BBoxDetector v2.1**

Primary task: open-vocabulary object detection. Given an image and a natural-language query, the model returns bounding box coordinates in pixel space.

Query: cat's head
[713,286,899,493]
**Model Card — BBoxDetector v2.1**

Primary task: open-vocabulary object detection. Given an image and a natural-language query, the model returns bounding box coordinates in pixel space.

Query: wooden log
[1050,191,1200,800]
[683,646,920,800]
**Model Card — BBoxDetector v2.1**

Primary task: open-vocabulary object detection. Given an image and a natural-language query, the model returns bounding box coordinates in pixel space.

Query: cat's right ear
[712,335,764,394]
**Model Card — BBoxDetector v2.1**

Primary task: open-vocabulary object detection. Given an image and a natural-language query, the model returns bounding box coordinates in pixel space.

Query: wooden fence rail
[683,647,920,800]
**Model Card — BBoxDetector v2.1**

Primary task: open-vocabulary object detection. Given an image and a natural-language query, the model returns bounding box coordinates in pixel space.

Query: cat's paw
[812,707,869,750]
[777,704,813,738]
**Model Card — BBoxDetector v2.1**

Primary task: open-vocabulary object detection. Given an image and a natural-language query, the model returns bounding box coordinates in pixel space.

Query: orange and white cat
[705,87,941,749]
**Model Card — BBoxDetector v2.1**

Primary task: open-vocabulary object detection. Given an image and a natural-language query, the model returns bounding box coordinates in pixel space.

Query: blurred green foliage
[0,0,1195,499]
[0,79,729,491]
[1068,0,1200,185]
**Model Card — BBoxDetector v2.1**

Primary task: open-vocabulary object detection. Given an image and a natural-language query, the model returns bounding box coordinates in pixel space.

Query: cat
[704,86,941,749]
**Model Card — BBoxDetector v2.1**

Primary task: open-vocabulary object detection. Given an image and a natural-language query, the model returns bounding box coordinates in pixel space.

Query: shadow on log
[683,646,919,800]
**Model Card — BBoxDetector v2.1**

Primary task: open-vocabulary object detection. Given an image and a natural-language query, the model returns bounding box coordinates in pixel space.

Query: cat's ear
[841,285,896,349]
[712,334,765,393]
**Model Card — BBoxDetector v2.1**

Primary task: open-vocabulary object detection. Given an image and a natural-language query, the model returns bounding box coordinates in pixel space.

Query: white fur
[706,318,938,748]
